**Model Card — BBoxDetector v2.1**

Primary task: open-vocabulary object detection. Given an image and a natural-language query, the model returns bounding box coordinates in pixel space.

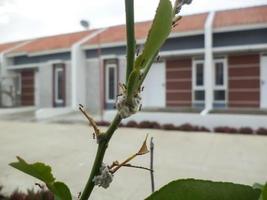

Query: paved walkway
[0,121,267,200]
[0,107,36,122]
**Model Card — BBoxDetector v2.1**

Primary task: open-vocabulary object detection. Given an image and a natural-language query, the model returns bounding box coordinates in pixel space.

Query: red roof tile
[0,41,23,53]
[214,5,267,29]
[8,30,95,54]
[1,5,266,54]
[85,13,208,46]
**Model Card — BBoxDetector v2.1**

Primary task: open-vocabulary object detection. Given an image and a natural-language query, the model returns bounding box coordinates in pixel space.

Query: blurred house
[0,5,267,127]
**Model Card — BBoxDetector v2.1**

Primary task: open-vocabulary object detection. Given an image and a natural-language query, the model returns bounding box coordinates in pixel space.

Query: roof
[84,13,208,46]
[1,5,266,55]
[0,41,24,53]
[8,30,96,55]
[214,5,267,29]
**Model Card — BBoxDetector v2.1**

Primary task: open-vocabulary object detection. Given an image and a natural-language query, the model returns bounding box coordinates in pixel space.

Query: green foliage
[263,184,267,200]
[9,157,72,200]
[126,0,172,98]
[254,183,267,200]
[145,179,261,200]
[135,0,172,70]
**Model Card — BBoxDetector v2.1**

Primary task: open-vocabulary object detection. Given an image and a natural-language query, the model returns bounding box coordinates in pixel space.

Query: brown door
[53,64,66,107]
[21,70,35,106]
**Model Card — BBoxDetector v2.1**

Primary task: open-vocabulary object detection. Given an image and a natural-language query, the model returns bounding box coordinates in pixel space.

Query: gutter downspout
[71,28,107,110]
[201,11,215,116]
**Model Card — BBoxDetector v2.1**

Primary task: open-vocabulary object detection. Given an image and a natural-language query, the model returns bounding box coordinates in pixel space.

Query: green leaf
[9,156,55,183]
[135,0,172,70]
[263,183,267,200]
[145,179,261,200]
[10,156,72,200]
[48,182,72,200]
[127,0,172,98]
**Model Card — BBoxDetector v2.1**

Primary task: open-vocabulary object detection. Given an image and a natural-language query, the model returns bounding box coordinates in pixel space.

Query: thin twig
[111,163,153,172]
[79,105,100,137]
[110,154,137,174]
[110,135,149,174]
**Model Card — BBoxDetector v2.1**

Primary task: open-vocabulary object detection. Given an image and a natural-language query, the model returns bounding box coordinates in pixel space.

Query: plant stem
[125,0,135,81]
[79,113,122,200]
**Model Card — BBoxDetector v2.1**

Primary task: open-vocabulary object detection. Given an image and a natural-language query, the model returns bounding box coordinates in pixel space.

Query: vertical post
[0,53,3,107]
[150,137,155,193]
[97,33,104,121]
[71,29,106,110]
[202,11,215,115]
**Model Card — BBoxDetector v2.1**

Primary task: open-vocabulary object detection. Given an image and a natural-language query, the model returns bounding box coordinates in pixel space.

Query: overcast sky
[0,0,267,43]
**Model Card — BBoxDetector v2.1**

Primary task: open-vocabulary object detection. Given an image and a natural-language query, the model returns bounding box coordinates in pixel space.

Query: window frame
[213,59,228,104]
[192,60,205,103]
[54,66,64,104]
[105,63,117,103]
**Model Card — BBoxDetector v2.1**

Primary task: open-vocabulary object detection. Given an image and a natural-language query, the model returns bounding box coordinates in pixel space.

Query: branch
[112,163,153,172]
[79,104,100,138]
[125,0,136,81]
[79,114,122,200]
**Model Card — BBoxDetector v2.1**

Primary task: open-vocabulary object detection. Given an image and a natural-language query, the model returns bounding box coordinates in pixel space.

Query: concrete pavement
[0,121,267,199]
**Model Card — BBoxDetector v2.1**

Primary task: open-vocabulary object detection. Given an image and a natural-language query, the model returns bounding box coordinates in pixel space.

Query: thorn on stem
[140,59,146,67]
[141,86,144,91]
[79,104,100,138]
[35,183,44,189]
[139,104,142,111]
[136,48,140,56]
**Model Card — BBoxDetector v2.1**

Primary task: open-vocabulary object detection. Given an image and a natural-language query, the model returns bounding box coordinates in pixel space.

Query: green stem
[80,114,122,200]
[125,0,136,81]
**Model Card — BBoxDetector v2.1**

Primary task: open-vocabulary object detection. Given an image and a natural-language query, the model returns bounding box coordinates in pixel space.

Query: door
[21,69,35,106]
[142,62,166,108]
[53,64,66,107]
[261,56,267,108]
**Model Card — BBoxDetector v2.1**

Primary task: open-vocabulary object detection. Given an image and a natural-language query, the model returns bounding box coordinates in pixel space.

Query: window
[196,63,204,86]
[105,64,117,102]
[215,62,224,86]
[213,60,227,104]
[195,90,205,101]
[192,61,205,103]
[54,65,64,104]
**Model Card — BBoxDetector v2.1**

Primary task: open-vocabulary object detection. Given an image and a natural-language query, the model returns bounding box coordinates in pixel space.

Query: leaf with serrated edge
[146,179,261,200]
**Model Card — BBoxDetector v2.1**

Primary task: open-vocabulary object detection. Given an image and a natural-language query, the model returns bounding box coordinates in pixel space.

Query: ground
[0,120,267,200]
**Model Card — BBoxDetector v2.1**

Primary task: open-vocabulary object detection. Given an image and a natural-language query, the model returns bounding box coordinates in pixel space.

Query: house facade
[0,5,267,127]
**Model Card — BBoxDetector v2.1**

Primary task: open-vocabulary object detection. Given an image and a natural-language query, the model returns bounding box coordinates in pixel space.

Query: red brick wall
[166,58,192,107]
[21,70,35,106]
[228,54,260,108]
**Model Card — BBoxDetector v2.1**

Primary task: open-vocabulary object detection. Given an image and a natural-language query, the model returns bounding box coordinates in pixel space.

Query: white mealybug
[116,84,142,119]
[92,163,113,189]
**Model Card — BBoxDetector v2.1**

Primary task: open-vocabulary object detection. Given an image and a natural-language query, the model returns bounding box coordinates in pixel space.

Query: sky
[0,0,267,43]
